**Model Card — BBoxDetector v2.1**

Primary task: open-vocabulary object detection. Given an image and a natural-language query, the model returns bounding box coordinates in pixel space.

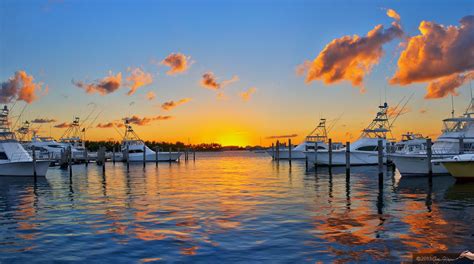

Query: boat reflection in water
[0,152,473,262]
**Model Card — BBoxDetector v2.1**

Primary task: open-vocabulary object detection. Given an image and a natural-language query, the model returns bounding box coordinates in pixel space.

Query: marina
[2,1,473,262]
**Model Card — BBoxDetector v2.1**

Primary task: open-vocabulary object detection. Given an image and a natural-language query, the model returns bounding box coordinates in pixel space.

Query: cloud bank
[73,72,122,95]
[390,15,474,99]
[161,53,191,75]
[0,71,44,104]
[161,98,192,111]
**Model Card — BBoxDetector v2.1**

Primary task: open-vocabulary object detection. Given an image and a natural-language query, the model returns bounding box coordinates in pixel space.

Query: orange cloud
[386,8,400,22]
[239,87,256,101]
[0,71,44,104]
[126,115,173,126]
[390,15,474,98]
[301,14,403,91]
[31,118,57,124]
[73,72,122,95]
[161,98,192,111]
[419,108,427,114]
[424,72,473,99]
[96,122,124,128]
[161,53,191,75]
[146,91,156,100]
[126,67,153,95]
[200,72,239,90]
[54,122,72,128]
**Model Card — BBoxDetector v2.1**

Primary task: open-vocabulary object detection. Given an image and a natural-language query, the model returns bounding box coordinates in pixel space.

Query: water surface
[0,151,473,263]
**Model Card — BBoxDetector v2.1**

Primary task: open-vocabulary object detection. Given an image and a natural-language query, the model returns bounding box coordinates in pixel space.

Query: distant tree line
[84,140,248,152]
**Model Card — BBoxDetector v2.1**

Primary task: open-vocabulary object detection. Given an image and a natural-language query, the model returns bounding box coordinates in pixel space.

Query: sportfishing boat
[392,132,427,153]
[390,99,474,176]
[121,119,181,162]
[24,135,67,160]
[0,106,50,177]
[58,117,87,161]
[266,118,334,159]
[433,154,474,182]
[304,103,392,166]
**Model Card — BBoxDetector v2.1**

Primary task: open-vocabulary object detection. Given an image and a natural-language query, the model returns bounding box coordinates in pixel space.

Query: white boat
[121,119,181,162]
[393,132,427,153]
[390,99,474,176]
[0,106,49,177]
[266,118,335,159]
[304,103,392,166]
[433,154,474,182]
[24,135,68,160]
[58,117,87,161]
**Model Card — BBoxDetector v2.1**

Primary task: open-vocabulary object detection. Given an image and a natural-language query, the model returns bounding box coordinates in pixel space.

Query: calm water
[1,151,473,263]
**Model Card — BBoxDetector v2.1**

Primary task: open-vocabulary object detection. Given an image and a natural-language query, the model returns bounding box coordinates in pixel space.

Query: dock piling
[68,146,72,177]
[169,147,172,163]
[288,139,292,165]
[32,146,37,178]
[377,140,383,176]
[427,138,433,176]
[155,147,159,166]
[328,139,333,167]
[314,141,318,167]
[143,144,146,168]
[345,141,350,173]
[126,145,130,171]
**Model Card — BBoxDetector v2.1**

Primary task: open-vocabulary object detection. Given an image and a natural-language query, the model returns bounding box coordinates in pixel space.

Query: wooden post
[288,139,292,164]
[169,147,172,163]
[378,140,383,175]
[68,146,72,177]
[314,141,318,166]
[328,138,333,167]
[32,146,37,178]
[345,141,350,172]
[427,138,432,175]
[112,147,116,164]
[178,148,181,162]
[155,147,159,166]
[276,140,280,161]
[143,144,146,168]
[101,147,105,173]
[193,148,196,162]
[126,145,130,171]
[459,138,464,154]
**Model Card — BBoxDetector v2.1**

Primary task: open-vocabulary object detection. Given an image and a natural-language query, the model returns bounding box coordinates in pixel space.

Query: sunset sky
[1,0,473,146]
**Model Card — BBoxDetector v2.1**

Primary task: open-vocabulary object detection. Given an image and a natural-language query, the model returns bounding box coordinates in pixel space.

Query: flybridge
[361,102,392,139]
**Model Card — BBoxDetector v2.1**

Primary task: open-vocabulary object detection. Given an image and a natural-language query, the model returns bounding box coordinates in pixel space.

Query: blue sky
[1,0,473,145]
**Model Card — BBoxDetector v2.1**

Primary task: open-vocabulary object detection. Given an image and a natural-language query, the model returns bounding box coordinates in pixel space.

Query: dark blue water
[0,151,473,263]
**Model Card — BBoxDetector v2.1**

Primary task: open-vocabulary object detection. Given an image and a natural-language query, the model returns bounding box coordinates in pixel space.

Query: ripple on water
[0,151,473,263]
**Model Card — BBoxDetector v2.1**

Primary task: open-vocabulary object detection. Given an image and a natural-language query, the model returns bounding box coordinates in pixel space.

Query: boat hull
[305,150,385,166]
[0,161,50,177]
[265,149,306,159]
[441,162,474,181]
[390,154,450,176]
[126,152,182,162]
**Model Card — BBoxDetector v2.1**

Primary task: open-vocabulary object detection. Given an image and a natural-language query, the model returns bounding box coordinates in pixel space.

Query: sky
[1,0,473,146]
